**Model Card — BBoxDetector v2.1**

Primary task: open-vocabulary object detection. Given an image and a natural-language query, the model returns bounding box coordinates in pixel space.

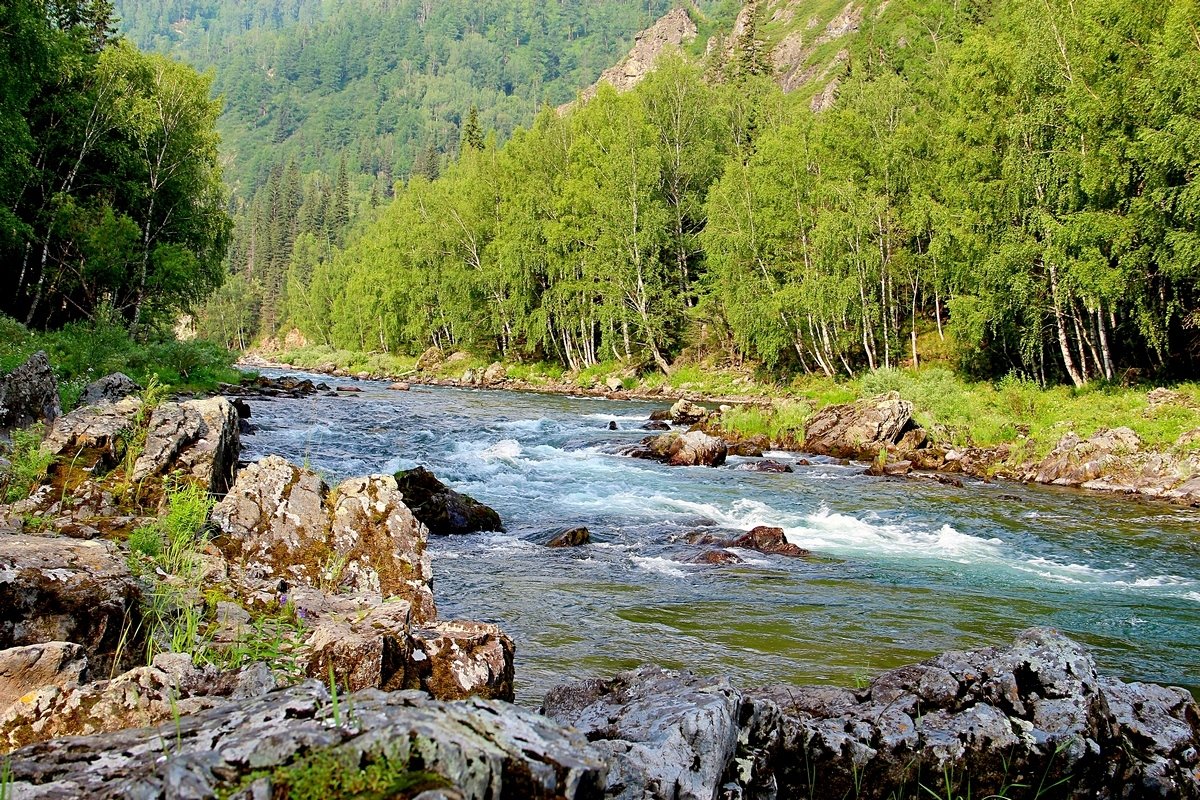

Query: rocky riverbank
[2,628,1197,799]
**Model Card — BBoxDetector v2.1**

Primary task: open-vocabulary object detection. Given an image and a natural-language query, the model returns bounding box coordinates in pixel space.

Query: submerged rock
[641,420,670,431]
[686,526,810,558]
[736,459,793,473]
[545,526,591,548]
[623,431,728,467]
[393,466,503,535]
[0,352,60,432]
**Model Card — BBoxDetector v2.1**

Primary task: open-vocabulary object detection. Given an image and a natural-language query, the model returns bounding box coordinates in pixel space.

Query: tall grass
[0,424,54,503]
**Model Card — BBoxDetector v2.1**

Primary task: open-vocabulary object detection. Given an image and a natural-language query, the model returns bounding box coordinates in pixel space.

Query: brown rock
[545,526,591,548]
[727,436,769,457]
[0,535,141,676]
[416,346,445,371]
[736,459,793,473]
[0,643,87,711]
[627,431,728,467]
[729,526,811,557]
[670,398,710,425]
[393,466,503,535]
[803,392,914,458]
[388,381,411,391]
[482,362,507,385]
[688,550,745,566]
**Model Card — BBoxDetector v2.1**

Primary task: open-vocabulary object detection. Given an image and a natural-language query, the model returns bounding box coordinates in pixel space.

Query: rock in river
[623,430,728,467]
[802,390,917,459]
[393,466,504,535]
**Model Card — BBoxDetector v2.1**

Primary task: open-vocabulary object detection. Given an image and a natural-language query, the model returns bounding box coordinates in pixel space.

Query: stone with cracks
[624,431,728,467]
[2,681,606,799]
[0,643,87,712]
[213,457,436,621]
[0,535,140,677]
[802,391,915,459]
[132,397,240,495]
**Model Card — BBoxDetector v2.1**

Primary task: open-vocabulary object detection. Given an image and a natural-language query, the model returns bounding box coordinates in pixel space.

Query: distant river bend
[242,369,1200,702]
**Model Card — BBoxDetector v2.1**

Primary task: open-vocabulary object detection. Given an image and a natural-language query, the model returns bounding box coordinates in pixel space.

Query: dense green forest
[113,0,705,345]
[259,0,1200,385]
[0,0,230,332]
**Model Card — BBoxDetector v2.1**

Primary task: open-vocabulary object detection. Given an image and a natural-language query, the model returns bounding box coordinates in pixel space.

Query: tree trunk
[1048,263,1086,387]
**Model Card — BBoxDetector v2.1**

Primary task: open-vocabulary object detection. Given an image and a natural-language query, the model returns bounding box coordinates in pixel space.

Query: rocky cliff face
[561,7,699,111]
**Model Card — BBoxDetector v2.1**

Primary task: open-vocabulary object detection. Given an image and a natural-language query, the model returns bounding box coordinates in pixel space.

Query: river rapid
[241,369,1200,702]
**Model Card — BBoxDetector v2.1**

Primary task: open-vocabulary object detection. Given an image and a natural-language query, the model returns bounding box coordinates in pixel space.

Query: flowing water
[241,369,1200,703]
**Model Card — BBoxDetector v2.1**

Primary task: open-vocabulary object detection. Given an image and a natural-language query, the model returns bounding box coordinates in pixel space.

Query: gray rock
[669,398,709,425]
[132,397,240,495]
[213,457,436,621]
[0,535,141,677]
[79,373,140,407]
[3,681,606,799]
[0,352,60,431]
[543,666,743,800]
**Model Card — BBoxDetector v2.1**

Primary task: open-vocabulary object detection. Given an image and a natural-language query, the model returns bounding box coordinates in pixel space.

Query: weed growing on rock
[0,424,54,503]
[0,757,11,800]
[240,748,449,800]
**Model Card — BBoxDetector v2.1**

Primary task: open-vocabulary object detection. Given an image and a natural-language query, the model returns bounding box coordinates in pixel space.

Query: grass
[0,314,240,411]
[268,344,417,378]
[0,424,54,503]
[125,479,216,664]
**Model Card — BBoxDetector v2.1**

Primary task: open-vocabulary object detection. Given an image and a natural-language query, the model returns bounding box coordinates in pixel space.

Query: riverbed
[241,369,1200,702]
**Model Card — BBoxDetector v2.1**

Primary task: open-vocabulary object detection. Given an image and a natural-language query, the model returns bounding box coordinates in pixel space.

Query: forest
[0,0,229,333]
[243,0,1200,386]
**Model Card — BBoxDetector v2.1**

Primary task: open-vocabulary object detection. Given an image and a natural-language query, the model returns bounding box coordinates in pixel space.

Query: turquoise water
[242,371,1200,702]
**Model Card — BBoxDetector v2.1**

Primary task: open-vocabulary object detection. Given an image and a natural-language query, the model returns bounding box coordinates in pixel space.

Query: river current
[241,369,1200,702]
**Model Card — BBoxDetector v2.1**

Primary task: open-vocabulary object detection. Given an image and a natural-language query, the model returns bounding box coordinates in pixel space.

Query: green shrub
[1,425,54,503]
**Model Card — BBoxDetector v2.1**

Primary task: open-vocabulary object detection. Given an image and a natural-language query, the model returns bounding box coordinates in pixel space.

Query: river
[241,369,1200,702]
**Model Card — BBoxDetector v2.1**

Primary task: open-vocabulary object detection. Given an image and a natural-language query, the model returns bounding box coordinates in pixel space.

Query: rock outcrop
[0,352,60,432]
[802,390,917,459]
[685,525,811,558]
[393,466,503,535]
[213,456,436,620]
[564,7,698,110]
[544,628,1200,800]
[1024,427,1200,504]
[2,681,605,799]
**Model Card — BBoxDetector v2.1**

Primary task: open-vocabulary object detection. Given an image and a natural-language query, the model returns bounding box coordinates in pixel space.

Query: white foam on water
[1184,592,1200,604]
[496,418,556,433]
[582,413,656,423]
[787,508,1005,564]
[631,555,690,579]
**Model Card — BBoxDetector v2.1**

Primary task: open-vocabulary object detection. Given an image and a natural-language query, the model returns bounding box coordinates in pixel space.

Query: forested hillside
[114,0,705,345]
[270,0,1200,385]
[0,0,229,333]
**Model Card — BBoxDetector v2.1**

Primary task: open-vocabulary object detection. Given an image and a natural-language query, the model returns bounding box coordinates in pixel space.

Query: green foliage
[1,425,54,503]
[0,314,239,406]
[0,3,231,331]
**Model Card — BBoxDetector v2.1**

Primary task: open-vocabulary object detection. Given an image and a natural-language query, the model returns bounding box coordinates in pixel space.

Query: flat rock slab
[3,681,607,800]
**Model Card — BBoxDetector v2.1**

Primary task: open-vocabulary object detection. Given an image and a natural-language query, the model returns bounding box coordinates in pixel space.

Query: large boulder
[0,352,60,431]
[624,431,728,467]
[40,396,142,470]
[2,680,607,799]
[213,457,436,621]
[132,397,240,494]
[393,466,503,535]
[78,373,139,407]
[802,391,916,459]
[0,535,141,677]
